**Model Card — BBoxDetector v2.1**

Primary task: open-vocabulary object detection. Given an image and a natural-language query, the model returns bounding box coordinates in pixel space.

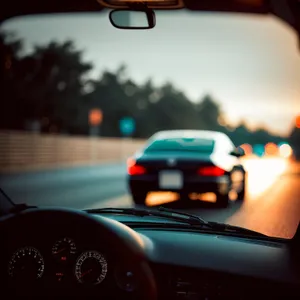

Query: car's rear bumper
[128,174,230,195]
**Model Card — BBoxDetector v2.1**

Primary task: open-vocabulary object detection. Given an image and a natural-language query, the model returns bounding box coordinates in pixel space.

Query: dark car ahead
[127,130,246,207]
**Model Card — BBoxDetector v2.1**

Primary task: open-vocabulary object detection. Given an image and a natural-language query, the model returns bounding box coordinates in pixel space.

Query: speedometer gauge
[75,251,107,285]
[52,237,76,262]
[8,247,44,282]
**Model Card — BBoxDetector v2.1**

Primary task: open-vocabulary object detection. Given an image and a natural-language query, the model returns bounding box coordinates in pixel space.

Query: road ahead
[0,157,299,239]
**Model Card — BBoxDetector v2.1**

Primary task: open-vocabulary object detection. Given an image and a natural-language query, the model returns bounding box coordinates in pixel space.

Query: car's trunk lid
[135,151,214,174]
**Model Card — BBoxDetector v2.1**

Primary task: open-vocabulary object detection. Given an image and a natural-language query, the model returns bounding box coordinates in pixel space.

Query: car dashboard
[1,211,299,299]
[136,228,298,299]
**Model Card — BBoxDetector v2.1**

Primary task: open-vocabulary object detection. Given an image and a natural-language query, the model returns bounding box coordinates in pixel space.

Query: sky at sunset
[2,10,300,136]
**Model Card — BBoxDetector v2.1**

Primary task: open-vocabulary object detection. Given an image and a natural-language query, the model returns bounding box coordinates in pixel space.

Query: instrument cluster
[7,237,108,287]
[6,236,139,296]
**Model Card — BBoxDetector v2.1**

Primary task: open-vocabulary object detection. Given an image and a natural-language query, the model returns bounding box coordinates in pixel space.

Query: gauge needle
[80,269,92,278]
[54,248,66,254]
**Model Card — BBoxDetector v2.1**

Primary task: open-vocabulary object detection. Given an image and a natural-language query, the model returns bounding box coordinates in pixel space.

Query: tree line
[1,30,298,148]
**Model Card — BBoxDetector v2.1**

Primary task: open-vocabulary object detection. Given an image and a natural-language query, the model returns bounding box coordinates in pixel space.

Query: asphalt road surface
[0,157,299,239]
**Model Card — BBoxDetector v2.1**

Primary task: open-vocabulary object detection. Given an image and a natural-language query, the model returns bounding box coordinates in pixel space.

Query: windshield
[144,138,215,153]
[0,10,300,239]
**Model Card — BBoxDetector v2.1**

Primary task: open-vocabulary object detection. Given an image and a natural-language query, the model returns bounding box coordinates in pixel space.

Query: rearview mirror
[109,9,156,29]
[230,147,245,157]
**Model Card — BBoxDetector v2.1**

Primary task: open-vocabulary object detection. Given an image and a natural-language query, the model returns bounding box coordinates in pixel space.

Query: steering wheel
[1,208,157,300]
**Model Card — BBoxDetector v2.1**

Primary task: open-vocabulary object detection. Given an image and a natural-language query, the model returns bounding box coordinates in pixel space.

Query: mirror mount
[230,150,240,157]
[109,8,156,29]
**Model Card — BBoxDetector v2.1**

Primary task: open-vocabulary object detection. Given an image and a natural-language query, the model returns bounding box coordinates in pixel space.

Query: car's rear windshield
[144,138,215,153]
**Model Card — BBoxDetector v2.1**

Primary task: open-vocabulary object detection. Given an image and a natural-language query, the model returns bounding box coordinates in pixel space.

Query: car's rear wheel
[232,168,246,201]
[236,172,247,201]
[216,193,229,208]
[132,192,148,206]
[237,180,246,201]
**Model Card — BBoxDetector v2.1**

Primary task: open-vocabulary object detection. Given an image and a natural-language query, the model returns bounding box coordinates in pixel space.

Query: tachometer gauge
[8,247,44,282]
[75,251,107,285]
[52,237,76,262]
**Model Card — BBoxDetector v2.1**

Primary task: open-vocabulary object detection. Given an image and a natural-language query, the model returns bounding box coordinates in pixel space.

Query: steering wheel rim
[1,208,157,300]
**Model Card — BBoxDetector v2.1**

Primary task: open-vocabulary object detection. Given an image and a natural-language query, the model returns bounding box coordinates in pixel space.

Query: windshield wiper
[85,206,266,237]
[85,206,210,226]
[207,221,267,237]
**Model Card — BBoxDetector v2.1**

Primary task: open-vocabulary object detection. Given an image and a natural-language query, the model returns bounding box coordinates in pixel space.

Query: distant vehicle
[127,130,246,207]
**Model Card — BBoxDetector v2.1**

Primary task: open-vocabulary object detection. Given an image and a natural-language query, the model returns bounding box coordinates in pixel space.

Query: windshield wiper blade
[208,221,267,237]
[85,206,209,226]
[157,207,266,236]
[157,206,209,225]
[85,207,266,237]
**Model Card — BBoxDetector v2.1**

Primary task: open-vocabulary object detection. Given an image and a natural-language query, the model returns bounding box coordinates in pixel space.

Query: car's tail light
[127,158,147,175]
[197,166,225,176]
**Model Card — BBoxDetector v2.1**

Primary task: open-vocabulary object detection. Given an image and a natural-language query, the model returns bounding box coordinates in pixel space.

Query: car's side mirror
[230,147,245,157]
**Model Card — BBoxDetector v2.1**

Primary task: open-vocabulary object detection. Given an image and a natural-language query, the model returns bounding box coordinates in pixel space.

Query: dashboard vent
[170,269,230,299]
[152,264,297,299]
